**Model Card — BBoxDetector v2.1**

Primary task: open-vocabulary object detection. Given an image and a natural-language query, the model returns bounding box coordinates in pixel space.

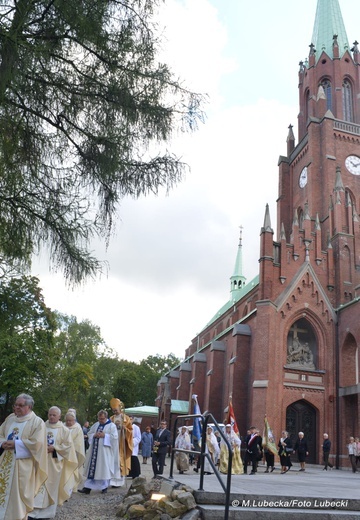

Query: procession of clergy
[0,394,136,520]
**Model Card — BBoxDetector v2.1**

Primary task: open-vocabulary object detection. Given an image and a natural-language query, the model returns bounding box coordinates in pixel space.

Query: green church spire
[230,226,246,297]
[311,0,349,61]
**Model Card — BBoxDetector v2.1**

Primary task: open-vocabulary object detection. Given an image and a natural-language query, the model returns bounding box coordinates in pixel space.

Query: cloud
[157,0,237,98]
[32,0,329,361]
[101,95,295,289]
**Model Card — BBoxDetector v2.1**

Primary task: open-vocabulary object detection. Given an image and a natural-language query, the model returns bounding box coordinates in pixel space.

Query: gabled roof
[274,261,336,323]
[311,0,349,62]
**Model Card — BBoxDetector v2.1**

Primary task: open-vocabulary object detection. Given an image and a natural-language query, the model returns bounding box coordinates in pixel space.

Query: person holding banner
[191,394,202,471]
[191,394,202,449]
[264,447,275,472]
[226,397,240,436]
[263,415,277,473]
[219,424,243,474]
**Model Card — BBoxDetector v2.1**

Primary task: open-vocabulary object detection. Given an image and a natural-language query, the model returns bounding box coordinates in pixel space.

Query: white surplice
[82,420,120,490]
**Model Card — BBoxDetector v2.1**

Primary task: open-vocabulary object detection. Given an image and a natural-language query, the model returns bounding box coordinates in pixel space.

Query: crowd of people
[1,394,358,519]
[0,393,172,520]
[173,424,356,478]
[172,425,309,477]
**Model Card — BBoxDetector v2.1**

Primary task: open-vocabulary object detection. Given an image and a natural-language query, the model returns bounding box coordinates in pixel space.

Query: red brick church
[156,0,360,468]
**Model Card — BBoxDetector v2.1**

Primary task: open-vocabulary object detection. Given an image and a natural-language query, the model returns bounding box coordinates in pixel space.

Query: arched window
[342,245,352,284]
[305,89,311,122]
[286,318,317,369]
[298,208,304,230]
[345,189,356,234]
[342,79,353,122]
[340,333,358,386]
[321,80,332,111]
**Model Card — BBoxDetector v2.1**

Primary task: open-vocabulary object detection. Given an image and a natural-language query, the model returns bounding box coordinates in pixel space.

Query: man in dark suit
[244,426,263,475]
[152,420,171,478]
[322,433,333,470]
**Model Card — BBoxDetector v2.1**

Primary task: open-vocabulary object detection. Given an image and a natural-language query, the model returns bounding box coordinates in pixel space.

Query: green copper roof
[124,400,189,416]
[170,400,189,414]
[311,0,349,61]
[230,227,246,296]
[125,405,158,416]
[203,274,259,331]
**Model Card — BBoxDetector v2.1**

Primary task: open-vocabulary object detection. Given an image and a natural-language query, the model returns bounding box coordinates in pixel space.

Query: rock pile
[116,476,201,519]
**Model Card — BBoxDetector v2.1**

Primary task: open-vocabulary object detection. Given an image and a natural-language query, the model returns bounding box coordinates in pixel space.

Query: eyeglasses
[13,403,29,408]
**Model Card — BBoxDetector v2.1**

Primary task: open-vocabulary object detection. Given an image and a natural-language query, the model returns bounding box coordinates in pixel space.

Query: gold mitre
[110,397,124,410]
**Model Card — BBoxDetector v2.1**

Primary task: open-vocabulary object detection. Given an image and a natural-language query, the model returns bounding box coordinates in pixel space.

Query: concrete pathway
[138,457,360,501]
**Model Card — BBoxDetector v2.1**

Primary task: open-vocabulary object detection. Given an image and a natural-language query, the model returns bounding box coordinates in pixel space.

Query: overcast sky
[32,0,359,362]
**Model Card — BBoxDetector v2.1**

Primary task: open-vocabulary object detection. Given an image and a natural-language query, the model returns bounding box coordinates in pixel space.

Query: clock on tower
[299,166,308,188]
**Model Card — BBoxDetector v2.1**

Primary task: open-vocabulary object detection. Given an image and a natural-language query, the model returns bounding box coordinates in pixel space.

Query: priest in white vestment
[79,409,120,494]
[0,393,47,520]
[64,411,86,494]
[29,406,77,519]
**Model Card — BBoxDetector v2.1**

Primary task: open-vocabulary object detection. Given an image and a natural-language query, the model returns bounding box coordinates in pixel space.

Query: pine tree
[0,0,205,283]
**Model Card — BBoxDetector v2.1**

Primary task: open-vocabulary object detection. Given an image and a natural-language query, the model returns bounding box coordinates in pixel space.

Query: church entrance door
[286,400,316,464]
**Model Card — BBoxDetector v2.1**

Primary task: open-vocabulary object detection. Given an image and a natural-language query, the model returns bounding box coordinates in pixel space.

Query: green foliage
[137,353,181,404]
[0,0,205,283]
[140,353,181,375]
[0,274,181,422]
[37,313,107,418]
[0,276,57,420]
[86,353,181,421]
[85,355,121,420]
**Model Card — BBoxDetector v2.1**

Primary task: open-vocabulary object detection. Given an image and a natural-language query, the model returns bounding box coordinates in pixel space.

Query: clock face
[345,155,360,175]
[299,166,308,188]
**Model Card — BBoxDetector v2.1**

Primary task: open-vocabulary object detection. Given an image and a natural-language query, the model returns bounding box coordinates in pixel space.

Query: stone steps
[197,505,360,520]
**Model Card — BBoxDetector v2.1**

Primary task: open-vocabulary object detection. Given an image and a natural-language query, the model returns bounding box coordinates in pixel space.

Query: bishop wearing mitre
[109,398,133,486]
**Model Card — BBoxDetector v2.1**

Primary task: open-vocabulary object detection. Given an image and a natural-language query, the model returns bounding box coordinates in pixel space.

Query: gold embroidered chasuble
[110,413,133,476]
[31,421,77,518]
[0,411,47,520]
[66,422,86,493]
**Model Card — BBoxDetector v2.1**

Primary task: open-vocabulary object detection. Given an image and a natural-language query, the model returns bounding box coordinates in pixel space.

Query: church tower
[157,0,360,469]
[256,0,360,461]
[277,0,360,307]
